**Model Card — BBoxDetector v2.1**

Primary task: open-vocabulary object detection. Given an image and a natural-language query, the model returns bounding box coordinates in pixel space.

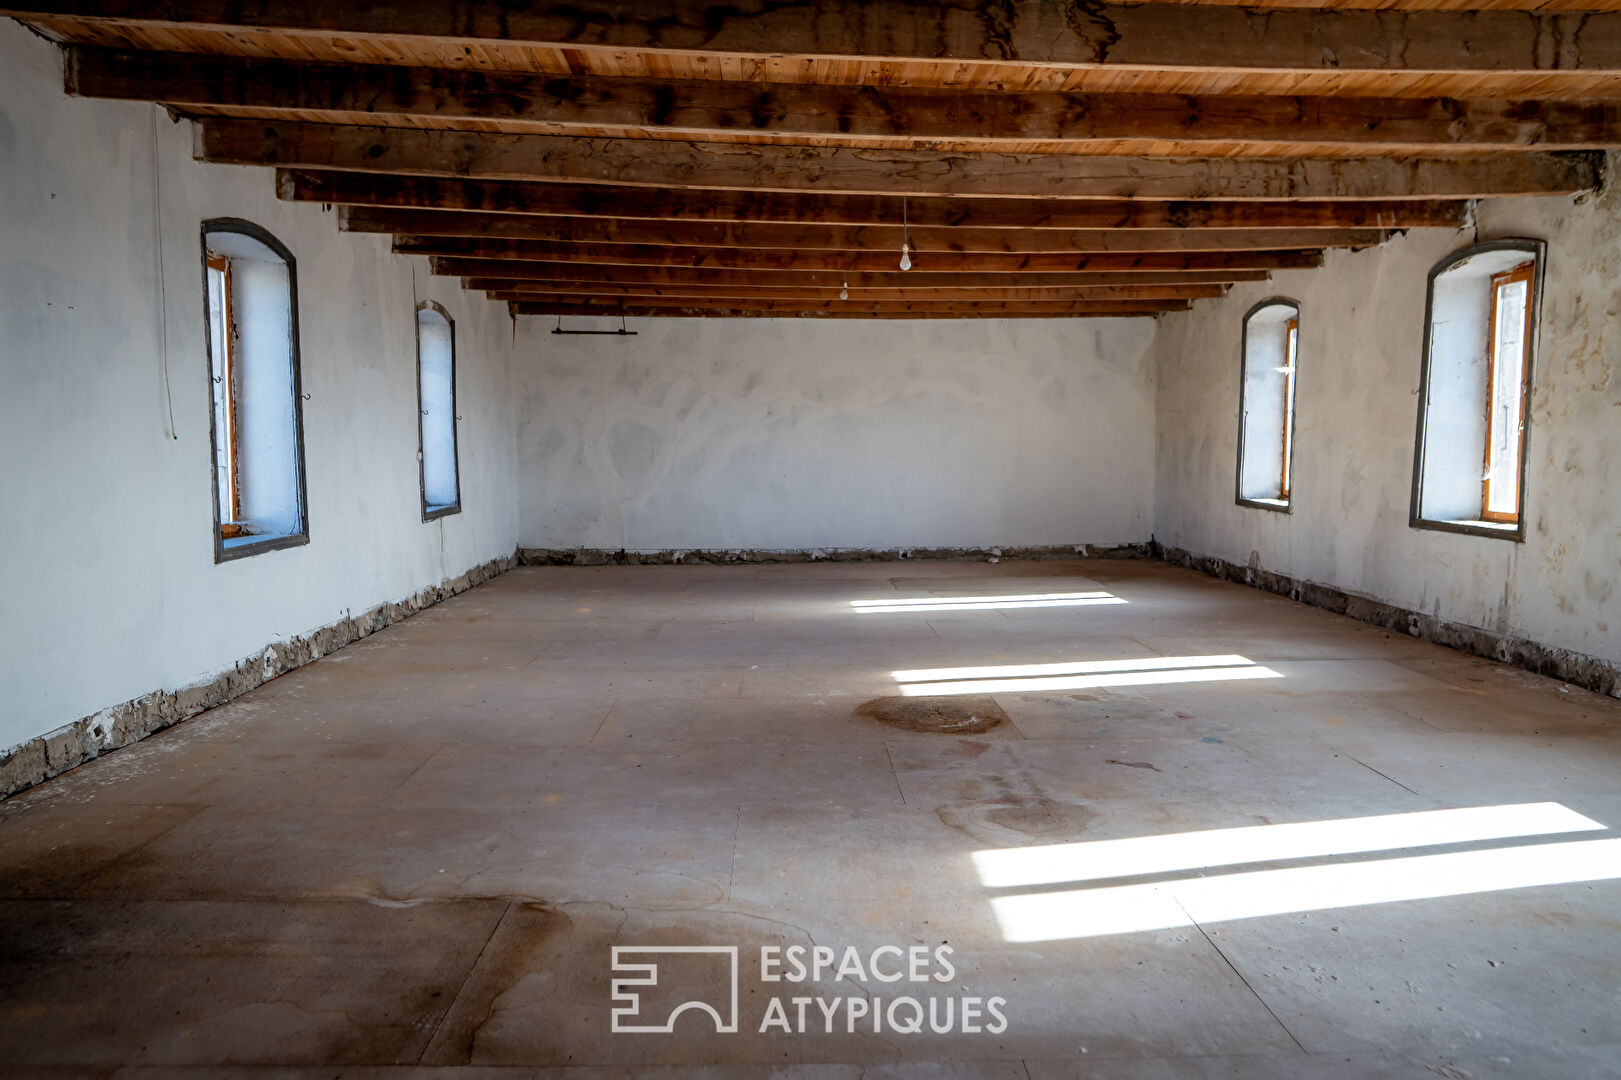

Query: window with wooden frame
[205,251,242,538]
[202,220,309,562]
[416,302,461,520]
[1481,263,1534,523]
[1236,298,1301,511]
[1280,315,1299,501]
[1411,239,1543,541]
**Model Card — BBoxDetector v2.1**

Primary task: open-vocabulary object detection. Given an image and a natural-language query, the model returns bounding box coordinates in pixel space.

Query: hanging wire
[151,108,178,440]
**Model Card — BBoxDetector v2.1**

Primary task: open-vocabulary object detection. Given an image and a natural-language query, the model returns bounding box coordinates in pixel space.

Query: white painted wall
[514,315,1158,552]
[0,22,519,754]
[1153,191,1621,668]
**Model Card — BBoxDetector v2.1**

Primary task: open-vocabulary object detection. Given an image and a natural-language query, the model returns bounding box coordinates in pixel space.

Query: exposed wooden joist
[346,208,1391,254]
[278,170,1468,231]
[476,282,1228,301]
[15,2,1621,75]
[398,238,1328,274]
[429,259,1271,289]
[199,121,1604,200]
[510,298,1191,316]
[66,47,1621,152]
[500,294,1188,310]
[525,307,1164,320]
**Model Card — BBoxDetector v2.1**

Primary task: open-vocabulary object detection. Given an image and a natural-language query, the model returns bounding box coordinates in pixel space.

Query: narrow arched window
[417,302,460,520]
[1236,298,1301,511]
[1411,240,1543,540]
[202,220,308,561]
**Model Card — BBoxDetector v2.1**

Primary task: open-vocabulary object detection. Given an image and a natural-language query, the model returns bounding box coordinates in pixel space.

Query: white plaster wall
[515,316,1157,551]
[0,22,519,752]
[1153,192,1621,668]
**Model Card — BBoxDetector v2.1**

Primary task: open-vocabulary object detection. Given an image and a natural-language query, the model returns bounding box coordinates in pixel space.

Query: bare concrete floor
[3,559,1621,1079]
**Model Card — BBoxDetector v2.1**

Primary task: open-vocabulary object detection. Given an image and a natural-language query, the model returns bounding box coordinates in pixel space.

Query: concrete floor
[3,559,1621,1079]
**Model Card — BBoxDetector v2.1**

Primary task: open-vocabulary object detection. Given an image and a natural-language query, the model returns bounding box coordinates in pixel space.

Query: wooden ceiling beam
[476,282,1228,301]
[510,297,1190,315]
[524,307,1164,320]
[14,2,1621,75]
[278,170,1468,231]
[396,238,1327,273]
[429,259,1270,288]
[66,47,1621,152]
[200,121,1603,200]
[345,207,1391,253]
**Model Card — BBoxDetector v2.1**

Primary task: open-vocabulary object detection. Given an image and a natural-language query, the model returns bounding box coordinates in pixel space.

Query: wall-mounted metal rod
[551,315,637,336]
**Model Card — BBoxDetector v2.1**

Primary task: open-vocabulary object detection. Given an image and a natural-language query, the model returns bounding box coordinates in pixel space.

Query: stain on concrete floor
[4,559,1621,1074]
[855,695,1008,734]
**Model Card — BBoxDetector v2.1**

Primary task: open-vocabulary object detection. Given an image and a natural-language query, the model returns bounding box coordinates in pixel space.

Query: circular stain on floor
[855,695,1008,734]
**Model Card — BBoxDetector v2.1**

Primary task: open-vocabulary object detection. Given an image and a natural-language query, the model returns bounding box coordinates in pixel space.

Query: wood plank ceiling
[6,1,1619,320]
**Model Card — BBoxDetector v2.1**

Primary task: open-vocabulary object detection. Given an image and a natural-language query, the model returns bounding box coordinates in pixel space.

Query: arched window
[202,220,308,561]
[1236,298,1301,510]
[416,302,460,519]
[1411,239,1543,539]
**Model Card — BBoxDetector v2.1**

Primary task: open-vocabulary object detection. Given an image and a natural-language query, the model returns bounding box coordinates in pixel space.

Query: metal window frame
[200,218,311,564]
[415,300,463,522]
[1235,296,1303,514]
[1408,238,1545,543]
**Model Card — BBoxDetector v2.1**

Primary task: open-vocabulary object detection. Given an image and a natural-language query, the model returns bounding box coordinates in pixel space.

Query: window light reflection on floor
[850,591,1127,614]
[891,653,1282,697]
[973,802,1606,889]
[990,837,1621,942]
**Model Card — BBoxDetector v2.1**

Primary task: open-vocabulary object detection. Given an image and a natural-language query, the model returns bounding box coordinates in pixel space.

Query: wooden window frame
[206,251,245,539]
[1480,262,1535,524]
[200,219,311,564]
[1408,238,1544,543]
[1280,316,1299,501]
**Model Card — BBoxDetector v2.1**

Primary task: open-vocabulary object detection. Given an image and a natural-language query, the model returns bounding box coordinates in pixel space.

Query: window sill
[423,503,462,522]
[1410,516,1523,541]
[1237,496,1291,513]
[217,529,309,562]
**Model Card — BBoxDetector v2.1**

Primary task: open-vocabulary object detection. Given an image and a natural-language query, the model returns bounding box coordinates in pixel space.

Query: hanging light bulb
[899,195,913,271]
[840,276,849,301]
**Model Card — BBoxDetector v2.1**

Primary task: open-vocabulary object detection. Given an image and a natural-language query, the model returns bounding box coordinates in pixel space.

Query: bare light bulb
[899,242,912,271]
[840,276,849,301]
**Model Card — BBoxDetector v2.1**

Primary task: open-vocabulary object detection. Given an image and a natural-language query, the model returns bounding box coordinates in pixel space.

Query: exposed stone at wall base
[518,543,1155,566]
[1158,543,1621,700]
[0,553,517,801]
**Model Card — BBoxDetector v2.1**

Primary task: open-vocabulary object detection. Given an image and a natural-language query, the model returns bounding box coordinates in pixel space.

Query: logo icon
[610,946,740,1034]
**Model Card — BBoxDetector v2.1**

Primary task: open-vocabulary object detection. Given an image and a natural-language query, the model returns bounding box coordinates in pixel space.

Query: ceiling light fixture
[840,276,849,301]
[899,195,912,271]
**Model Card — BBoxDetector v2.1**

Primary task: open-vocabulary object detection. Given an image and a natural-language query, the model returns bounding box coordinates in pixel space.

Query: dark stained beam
[430,258,1270,289]
[199,121,1604,200]
[510,299,1191,317]
[397,238,1328,274]
[15,3,1621,75]
[278,170,1468,230]
[65,47,1621,152]
[346,207,1392,254]
[523,306,1165,320]
[477,282,1227,301]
